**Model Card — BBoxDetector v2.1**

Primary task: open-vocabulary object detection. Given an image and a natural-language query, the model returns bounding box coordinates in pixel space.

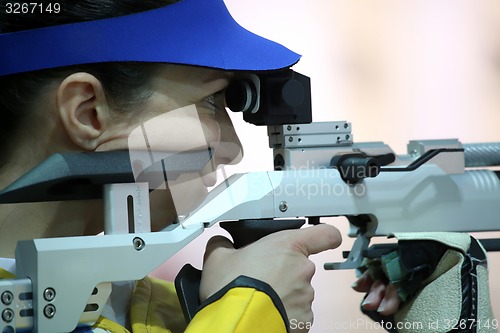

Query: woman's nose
[213,109,243,167]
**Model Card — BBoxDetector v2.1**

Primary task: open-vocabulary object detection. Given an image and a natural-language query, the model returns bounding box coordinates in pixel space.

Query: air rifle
[0,70,499,332]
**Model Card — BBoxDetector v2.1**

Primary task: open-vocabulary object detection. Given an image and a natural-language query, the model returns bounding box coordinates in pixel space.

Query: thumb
[289,224,342,256]
[203,235,235,262]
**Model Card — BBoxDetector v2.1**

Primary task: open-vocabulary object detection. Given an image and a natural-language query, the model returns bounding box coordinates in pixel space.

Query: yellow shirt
[0,267,288,333]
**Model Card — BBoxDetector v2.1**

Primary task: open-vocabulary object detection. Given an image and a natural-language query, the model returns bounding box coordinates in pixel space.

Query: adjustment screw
[288,137,293,142]
[133,237,145,251]
[43,304,56,319]
[1,291,13,305]
[2,309,14,323]
[279,201,288,212]
[43,288,56,302]
[287,125,292,131]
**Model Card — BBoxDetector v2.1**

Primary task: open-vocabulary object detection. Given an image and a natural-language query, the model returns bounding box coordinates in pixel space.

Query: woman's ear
[56,73,110,151]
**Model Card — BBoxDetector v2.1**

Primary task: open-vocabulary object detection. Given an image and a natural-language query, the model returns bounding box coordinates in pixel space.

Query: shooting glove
[359,232,497,333]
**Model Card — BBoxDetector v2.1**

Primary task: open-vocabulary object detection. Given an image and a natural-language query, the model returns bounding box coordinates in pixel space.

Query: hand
[352,271,401,316]
[200,224,342,332]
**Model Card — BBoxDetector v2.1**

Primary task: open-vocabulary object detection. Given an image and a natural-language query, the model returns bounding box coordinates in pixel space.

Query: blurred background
[156,1,500,331]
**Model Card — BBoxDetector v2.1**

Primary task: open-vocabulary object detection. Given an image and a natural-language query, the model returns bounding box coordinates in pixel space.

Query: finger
[361,279,385,311]
[287,224,342,256]
[352,270,374,293]
[203,235,235,262]
[377,283,401,315]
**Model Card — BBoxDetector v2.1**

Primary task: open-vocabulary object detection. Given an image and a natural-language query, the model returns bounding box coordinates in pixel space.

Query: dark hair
[0,0,180,157]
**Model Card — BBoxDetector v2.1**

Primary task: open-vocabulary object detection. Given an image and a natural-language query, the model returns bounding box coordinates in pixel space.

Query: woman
[0,0,397,332]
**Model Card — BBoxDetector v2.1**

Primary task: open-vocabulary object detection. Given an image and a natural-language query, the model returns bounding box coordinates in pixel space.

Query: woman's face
[104,64,243,230]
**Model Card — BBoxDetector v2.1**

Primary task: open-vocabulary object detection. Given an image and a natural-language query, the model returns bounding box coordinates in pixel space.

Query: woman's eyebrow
[201,69,233,83]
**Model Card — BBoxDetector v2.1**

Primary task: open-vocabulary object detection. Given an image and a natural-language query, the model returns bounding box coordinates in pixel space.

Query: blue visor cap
[0,0,301,76]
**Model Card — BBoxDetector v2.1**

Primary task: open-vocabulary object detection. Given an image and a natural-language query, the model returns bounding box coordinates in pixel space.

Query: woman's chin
[169,175,210,215]
[201,172,218,187]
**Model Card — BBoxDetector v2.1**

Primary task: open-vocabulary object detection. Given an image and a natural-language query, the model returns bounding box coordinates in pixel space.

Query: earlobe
[56,73,109,151]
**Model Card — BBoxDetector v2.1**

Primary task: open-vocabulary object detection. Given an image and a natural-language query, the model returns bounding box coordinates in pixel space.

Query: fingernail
[377,300,387,313]
[351,281,358,289]
[361,299,372,307]
[361,295,374,307]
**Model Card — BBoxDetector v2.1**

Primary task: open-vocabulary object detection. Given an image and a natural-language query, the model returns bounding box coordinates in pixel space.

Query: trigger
[324,231,370,270]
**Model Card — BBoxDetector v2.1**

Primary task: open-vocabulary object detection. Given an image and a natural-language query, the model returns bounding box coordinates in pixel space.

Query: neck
[0,153,103,258]
[0,200,103,258]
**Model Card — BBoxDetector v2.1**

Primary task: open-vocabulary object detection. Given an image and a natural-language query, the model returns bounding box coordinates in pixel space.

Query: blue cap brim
[0,0,301,76]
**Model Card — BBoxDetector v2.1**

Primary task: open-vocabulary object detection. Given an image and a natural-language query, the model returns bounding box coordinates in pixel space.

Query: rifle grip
[220,219,305,249]
[175,264,202,322]
[175,219,305,322]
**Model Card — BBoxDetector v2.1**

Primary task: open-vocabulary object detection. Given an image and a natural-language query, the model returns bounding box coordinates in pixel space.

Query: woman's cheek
[198,113,221,149]
[128,105,220,153]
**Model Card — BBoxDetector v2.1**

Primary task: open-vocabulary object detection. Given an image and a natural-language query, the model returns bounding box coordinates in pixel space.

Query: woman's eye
[204,90,225,109]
